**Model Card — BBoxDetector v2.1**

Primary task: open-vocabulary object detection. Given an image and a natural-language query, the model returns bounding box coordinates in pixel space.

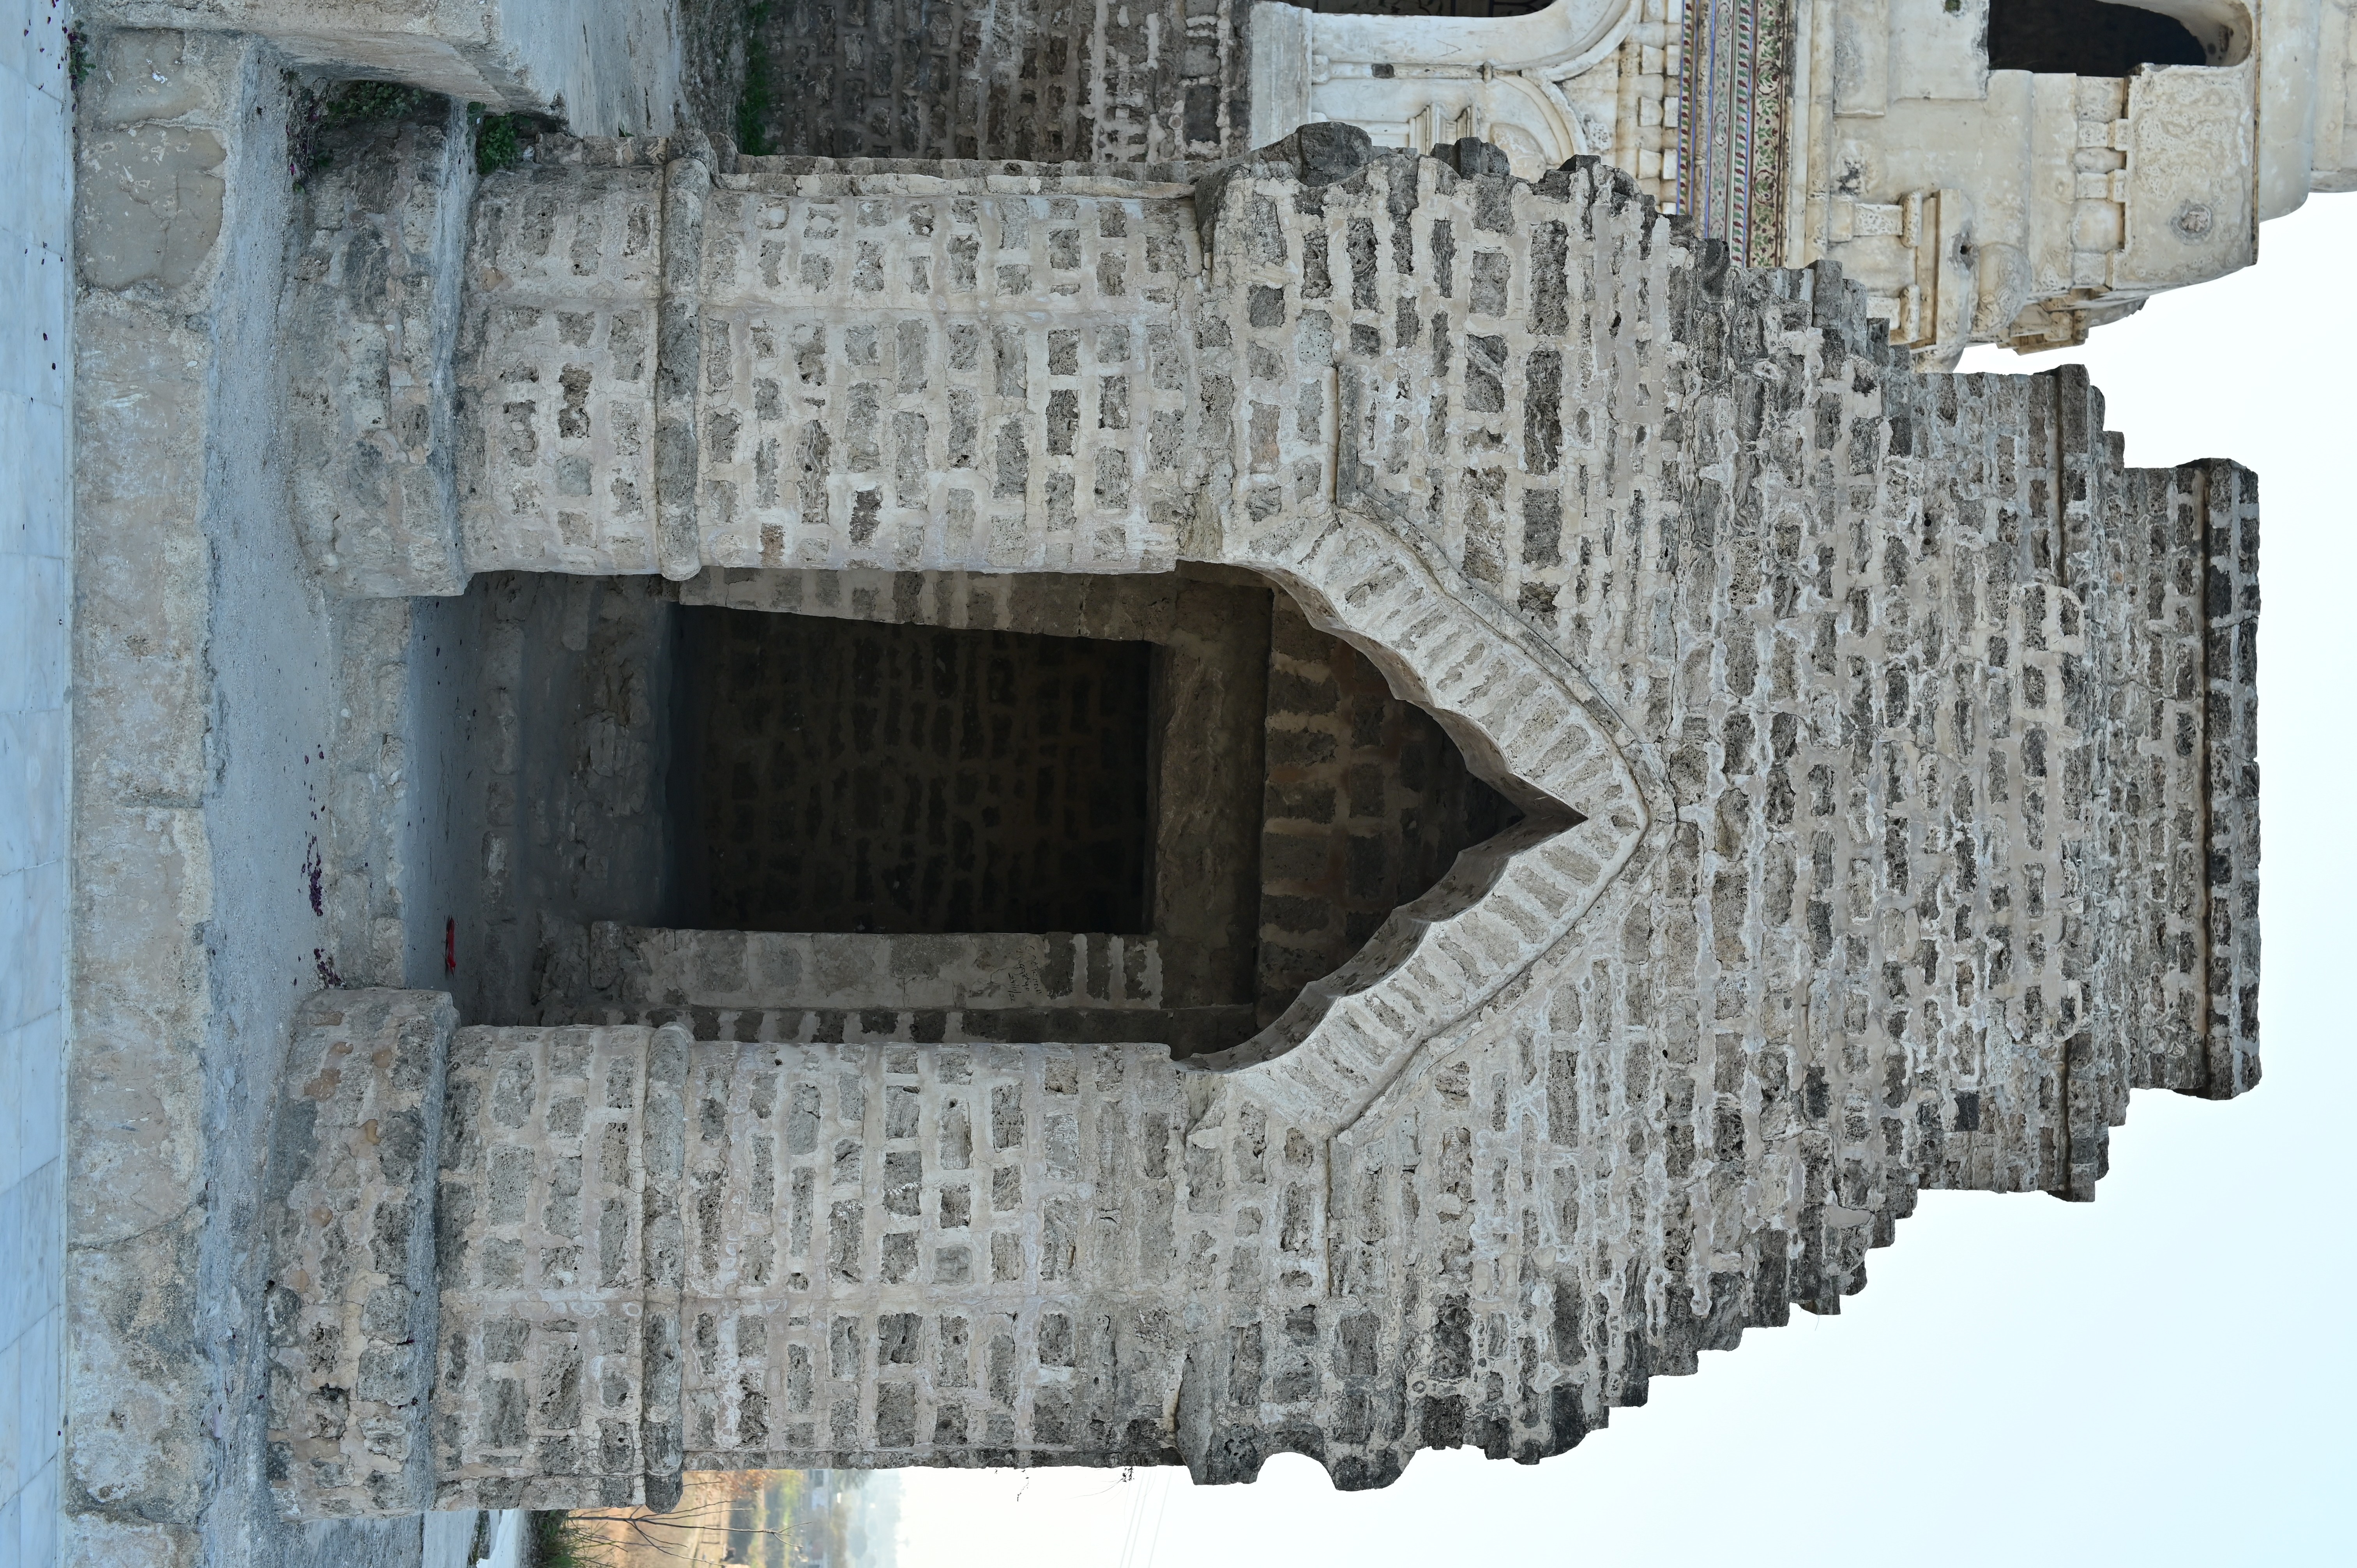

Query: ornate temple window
[1249,0,1670,192]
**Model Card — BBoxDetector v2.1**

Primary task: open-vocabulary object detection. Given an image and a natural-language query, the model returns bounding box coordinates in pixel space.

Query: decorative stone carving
[1248,0,1639,175]
[2115,63,2261,289]
[1246,0,2354,363]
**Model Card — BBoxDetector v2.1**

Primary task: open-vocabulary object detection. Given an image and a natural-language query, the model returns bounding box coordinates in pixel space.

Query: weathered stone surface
[265,990,458,1518]
[430,1021,693,1511]
[65,35,245,1559]
[75,126,225,291]
[261,139,2260,1513]
[451,143,1206,582]
[285,101,476,597]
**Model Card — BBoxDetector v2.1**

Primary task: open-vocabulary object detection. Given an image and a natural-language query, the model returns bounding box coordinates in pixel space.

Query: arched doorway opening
[426,566,1565,1058]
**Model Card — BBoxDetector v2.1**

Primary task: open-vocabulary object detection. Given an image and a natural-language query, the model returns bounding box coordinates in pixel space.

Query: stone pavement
[0,0,74,1563]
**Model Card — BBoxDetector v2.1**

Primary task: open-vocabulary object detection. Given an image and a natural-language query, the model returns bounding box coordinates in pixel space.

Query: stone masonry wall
[444,141,1211,585]
[743,0,1254,164]
[267,132,2259,1511]
[1192,140,2258,1172]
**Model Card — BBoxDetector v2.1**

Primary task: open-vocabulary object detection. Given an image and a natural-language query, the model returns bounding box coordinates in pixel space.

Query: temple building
[32,0,2318,1559]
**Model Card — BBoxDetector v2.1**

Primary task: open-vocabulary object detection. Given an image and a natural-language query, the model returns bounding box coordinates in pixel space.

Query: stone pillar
[265,989,457,1517]
[431,1021,692,1511]
[268,1004,698,1515]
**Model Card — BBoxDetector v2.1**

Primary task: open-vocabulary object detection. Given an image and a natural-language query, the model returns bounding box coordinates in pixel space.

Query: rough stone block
[264,988,456,1518]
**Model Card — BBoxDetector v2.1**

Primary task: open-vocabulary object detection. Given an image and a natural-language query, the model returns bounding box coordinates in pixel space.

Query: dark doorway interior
[669,608,1156,935]
[1987,0,2208,75]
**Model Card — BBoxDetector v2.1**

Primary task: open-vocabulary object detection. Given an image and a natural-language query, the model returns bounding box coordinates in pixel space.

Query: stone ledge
[596,926,1168,1012]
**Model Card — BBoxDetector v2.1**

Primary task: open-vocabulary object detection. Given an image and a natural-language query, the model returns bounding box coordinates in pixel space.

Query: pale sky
[892,195,2357,1568]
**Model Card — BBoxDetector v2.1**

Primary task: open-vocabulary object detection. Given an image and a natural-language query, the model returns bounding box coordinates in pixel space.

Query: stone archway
[266,128,2259,1519]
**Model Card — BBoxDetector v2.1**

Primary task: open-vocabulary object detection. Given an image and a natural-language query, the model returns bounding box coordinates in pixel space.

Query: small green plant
[472,103,525,175]
[65,27,91,92]
[324,79,428,123]
[286,76,438,187]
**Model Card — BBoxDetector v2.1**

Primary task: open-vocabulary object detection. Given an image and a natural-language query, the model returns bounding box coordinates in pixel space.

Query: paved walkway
[0,0,74,1563]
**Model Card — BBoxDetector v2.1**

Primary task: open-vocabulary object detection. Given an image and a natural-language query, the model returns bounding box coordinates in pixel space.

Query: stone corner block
[263,987,458,1519]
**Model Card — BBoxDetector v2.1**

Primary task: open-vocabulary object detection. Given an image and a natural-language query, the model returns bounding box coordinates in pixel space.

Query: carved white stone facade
[1250,0,2357,363]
